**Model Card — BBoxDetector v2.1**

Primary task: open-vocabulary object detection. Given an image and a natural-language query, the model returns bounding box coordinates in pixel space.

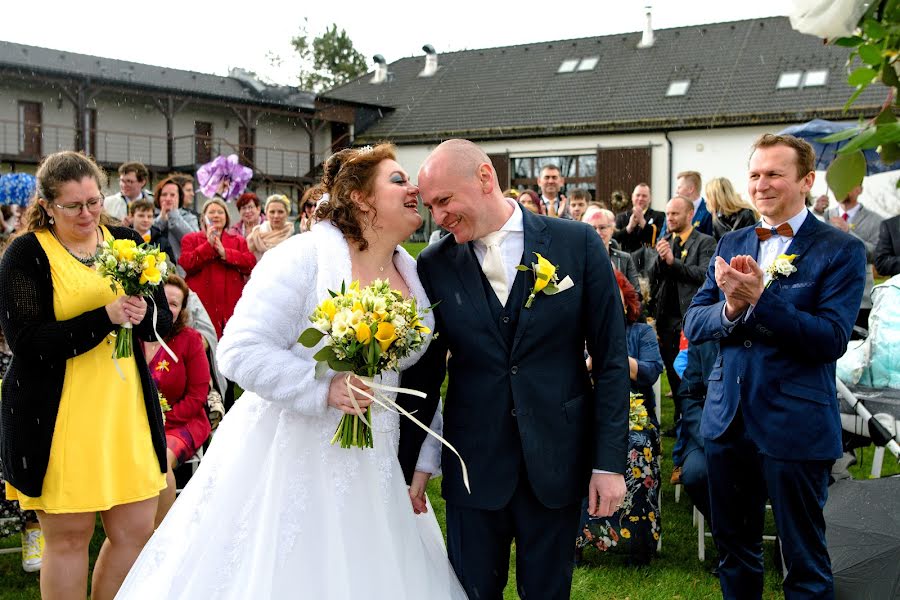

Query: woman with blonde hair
[705,176,758,240]
[246,194,294,260]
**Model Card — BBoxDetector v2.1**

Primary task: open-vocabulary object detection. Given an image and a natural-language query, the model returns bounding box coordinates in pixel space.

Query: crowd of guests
[1,145,899,597]
[0,154,316,595]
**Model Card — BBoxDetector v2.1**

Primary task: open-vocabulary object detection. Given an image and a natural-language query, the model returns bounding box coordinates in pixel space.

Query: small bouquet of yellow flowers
[96,238,168,359]
[159,392,171,424]
[629,392,650,431]
[298,280,432,449]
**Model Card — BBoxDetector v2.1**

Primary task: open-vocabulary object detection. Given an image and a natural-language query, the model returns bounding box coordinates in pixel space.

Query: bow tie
[755,223,794,241]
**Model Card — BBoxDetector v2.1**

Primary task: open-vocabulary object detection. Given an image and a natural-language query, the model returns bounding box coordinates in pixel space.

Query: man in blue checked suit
[684,134,865,600]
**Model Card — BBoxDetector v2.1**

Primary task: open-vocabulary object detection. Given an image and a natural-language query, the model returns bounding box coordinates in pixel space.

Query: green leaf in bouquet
[817,128,864,143]
[840,126,880,153]
[314,361,331,379]
[848,66,878,86]
[826,151,867,200]
[858,43,884,66]
[515,265,530,271]
[862,18,887,40]
[327,357,354,372]
[834,36,864,48]
[313,346,336,362]
[298,327,326,347]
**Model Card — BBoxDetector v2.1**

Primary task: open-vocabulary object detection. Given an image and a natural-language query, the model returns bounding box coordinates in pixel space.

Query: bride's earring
[48,215,55,225]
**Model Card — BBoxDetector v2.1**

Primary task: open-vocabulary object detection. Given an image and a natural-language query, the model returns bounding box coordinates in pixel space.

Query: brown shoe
[670,466,682,485]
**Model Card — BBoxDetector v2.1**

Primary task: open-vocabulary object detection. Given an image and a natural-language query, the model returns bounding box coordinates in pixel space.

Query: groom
[398,139,629,599]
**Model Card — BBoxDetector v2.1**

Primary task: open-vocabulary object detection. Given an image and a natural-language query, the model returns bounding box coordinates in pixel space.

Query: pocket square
[546,275,574,295]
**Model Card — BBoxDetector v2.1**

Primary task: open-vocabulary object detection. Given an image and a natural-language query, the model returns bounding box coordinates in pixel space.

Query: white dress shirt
[722,207,809,327]
[473,199,525,285]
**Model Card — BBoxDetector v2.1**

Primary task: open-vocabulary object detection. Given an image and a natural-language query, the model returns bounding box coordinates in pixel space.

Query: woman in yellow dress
[0,151,171,600]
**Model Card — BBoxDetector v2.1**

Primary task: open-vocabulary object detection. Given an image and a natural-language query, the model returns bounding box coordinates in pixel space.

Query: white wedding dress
[116,222,467,599]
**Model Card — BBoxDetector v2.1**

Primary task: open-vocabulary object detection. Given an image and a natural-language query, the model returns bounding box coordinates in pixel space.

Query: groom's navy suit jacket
[399,209,630,510]
[683,212,866,460]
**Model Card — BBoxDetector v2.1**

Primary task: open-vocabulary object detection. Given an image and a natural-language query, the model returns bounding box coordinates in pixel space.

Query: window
[777,71,802,89]
[577,57,599,71]
[666,80,691,96]
[557,59,579,73]
[803,69,828,87]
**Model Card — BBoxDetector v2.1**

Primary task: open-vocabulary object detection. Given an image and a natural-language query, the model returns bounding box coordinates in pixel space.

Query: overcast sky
[1,1,789,86]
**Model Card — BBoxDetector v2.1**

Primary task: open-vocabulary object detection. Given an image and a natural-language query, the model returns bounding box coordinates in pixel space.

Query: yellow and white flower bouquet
[96,238,168,359]
[298,279,433,449]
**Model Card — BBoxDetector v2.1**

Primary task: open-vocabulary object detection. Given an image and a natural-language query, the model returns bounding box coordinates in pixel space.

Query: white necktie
[480,231,508,306]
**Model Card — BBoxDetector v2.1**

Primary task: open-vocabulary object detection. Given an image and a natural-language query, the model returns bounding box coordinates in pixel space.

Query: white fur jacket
[217,220,442,474]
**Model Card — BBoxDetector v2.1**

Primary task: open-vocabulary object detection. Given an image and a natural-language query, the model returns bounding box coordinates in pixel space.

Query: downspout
[663,130,673,200]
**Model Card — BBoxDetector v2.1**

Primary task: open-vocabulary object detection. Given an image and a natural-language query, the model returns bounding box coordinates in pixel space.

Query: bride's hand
[327,373,373,415]
[409,471,430,514]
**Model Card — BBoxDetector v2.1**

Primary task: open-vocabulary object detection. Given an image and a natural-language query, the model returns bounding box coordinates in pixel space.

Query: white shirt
[473,199,524,287]
[841,203,862,223]
[693,197,703,213]
[722,207,809,327]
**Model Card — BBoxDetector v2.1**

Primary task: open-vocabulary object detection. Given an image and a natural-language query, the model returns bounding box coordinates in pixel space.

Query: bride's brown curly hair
[313,143,396,251]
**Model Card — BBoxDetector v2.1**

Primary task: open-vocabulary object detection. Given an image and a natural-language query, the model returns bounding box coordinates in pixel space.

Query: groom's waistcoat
[402,212,630,511]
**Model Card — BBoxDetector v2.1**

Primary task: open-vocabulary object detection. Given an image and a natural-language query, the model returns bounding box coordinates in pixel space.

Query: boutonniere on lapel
[680,248,688,260]
[765,254,798,288]
[517,252,574,308]
[155,359,170,373]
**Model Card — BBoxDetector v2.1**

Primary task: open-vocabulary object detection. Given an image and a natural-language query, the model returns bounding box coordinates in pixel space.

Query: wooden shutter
[595,147,651,207]
[488,153,510,190]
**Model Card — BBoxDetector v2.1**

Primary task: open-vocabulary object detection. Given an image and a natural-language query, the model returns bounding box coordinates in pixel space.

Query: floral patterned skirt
[0,350,38,535]
[576,425,661,564]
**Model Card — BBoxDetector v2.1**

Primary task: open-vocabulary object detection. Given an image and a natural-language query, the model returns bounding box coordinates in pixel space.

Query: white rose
[789,0,869,40]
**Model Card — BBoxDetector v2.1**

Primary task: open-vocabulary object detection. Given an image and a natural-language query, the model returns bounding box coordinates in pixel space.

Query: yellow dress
[6,227,165,513]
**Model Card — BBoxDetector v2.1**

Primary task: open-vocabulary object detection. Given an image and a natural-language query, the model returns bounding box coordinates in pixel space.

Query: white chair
[175,445,204,496]
[696,504,782,571]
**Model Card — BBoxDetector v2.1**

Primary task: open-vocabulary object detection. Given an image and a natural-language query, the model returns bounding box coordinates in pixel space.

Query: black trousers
[657,325,682,421]
[445,476,581,600]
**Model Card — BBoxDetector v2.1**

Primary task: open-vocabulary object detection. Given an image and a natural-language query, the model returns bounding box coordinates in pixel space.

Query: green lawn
[3,373,895,599]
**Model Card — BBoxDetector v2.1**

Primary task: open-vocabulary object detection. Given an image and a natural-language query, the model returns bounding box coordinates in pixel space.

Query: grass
[1,376,896,599]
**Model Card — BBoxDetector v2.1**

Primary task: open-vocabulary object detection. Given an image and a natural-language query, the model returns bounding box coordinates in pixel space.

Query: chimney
[229,67,266,94]
[637,5,654,49]
[419,44,438,77]
[370,55,388,84]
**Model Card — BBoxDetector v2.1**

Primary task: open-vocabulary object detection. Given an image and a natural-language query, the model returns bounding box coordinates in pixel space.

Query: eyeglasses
[119,177,140,186]
[593,224,613,231]
[238,204,259,211]
[54,196,104,216]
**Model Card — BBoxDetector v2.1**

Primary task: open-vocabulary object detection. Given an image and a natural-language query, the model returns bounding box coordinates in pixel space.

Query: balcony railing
[0,119,327,179]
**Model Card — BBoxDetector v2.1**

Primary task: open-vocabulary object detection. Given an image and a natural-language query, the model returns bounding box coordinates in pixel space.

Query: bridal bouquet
[96,239,168,359]
[298,280,432,449]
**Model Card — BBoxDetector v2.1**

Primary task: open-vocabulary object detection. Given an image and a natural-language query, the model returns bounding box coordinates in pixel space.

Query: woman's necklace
[52,226,101,266]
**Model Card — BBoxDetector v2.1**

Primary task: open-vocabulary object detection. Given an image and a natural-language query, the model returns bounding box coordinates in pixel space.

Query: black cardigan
[0,226,171,497]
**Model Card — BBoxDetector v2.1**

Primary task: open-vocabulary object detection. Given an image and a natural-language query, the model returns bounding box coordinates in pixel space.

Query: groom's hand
[327,374,373,415]
[409,471,430,514]
[588,473,626,518]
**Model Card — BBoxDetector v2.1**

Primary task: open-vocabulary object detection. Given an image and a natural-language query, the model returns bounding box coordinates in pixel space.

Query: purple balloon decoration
[196,155,254,201]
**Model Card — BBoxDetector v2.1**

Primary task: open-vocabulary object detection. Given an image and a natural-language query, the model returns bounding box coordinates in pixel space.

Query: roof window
[803,69,828,87]
[666,80,691,96]
[557,59,579,73]
[776,71,803,89]
[577,57,599,71]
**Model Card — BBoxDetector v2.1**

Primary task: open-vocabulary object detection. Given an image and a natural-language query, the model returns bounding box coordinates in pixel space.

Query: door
[194,121,213,164]
[18,101,41,158]
[238,125,255,166]
[596,147,651,209]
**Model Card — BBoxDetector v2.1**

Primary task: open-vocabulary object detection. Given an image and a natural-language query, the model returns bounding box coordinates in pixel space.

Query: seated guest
[246,194,294,260]
[128,199,173,256]
[144,274,210,525]
[230,193,264,238]
[670,339,719,522]
[153,177,199,274]
[615,271,663,421]
[876,214,900,276]
[587,209,642,297]
[705,177,757,241]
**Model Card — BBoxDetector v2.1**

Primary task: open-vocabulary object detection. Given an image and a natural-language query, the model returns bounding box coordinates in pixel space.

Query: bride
[117,144,467,599]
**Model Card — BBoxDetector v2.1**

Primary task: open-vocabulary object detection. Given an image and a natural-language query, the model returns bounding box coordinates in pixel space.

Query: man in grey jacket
[826,185,883,330]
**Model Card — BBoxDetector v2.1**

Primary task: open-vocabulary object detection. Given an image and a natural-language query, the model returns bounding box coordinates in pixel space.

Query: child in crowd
[129,199,173,256]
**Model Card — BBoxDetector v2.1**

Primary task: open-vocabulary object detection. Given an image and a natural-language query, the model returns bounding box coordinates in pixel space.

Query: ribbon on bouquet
[344,375,471,494]
[111,296,179,380]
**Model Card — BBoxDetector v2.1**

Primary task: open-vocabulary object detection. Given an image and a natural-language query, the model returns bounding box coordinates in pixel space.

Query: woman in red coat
[144,274,211,526]
[179,198,256,339]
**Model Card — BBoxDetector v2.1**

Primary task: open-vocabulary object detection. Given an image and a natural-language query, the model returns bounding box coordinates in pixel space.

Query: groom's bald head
[421,139,493,182]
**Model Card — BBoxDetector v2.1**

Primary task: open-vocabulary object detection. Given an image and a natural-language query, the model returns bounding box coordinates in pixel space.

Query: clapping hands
[715,255,764,320]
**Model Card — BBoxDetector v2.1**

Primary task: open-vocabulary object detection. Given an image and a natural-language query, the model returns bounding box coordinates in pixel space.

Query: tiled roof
[323,17,886,143]
[0,40,316,111]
